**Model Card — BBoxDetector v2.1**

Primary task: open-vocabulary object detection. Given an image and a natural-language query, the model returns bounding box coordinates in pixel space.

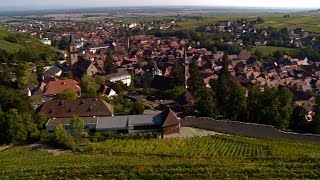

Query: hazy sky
[1,0,320,10]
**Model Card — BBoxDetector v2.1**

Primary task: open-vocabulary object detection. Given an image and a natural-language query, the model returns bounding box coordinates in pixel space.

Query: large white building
[103,68,132,86]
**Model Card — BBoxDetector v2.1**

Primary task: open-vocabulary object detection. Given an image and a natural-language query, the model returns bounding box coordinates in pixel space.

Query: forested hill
[0,27,58,63]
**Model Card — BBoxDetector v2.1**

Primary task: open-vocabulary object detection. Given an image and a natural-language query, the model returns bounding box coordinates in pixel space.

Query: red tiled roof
[43,79,81,96]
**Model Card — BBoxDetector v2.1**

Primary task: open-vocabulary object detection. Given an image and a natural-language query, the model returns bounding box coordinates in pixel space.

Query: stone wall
[182,117,320,143]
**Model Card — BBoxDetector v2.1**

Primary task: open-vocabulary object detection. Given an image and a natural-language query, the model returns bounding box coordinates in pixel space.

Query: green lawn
[1,135,320,179]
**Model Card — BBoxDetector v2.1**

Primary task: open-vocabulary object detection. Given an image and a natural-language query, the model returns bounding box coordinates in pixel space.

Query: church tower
[184,45,189,90]
[69,34,78,66]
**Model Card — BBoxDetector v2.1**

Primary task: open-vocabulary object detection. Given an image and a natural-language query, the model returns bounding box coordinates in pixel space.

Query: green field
[174,12,320,33]
[1,135,320,179]
[256,13,320,33]
[252,46,298,57]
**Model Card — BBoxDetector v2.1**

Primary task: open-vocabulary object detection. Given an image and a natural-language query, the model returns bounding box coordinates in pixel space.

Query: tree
[6,109,37,144]
[227,81,247,120]
[0,87,33,113]
[312,95,320,134]
[104,51,117,75]
[130,100,145,115]
[170,60,185,87]
[81,75,100,98]
[213,74,230,116]
[277,87,293,129]
[290,106,310,133]
[196,88,216,118]
[111,81,127,93]
[34,112,47,130]
[164,86,185,100]
[70,116,84,140]
[54,124,74,149]
[143,72,153,93]
[247,85,263,123]
[16,64,38,89]
[220,53,231,78]
[95,76,105,86]
[188,62,205,96]
[57,88,78,100]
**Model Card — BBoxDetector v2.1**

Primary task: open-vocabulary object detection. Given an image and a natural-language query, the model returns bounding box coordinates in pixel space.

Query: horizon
[0,5,316,14]
[1,0,320,12]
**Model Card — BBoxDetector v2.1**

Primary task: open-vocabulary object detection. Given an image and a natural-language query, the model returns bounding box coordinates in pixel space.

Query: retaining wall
[182,117,320,143]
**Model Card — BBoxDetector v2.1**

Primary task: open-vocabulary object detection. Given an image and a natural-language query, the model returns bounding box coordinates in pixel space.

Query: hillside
[0,27,58,62]
[1,135,320,179]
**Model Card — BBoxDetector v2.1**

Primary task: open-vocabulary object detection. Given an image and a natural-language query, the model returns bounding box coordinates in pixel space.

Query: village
[1,14,320,137]
[3,3,320,179]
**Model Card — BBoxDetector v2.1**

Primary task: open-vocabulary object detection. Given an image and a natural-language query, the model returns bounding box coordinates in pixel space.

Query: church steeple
[184,45,189,90]
[69,34,78,66]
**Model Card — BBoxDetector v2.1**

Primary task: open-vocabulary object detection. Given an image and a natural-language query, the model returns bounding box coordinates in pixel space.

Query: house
[102,68,132,86]
[39,98,114,119]
[72,59,99,78]
[42,65,63,79]
[45,108,181,136]
[42,79,81,98]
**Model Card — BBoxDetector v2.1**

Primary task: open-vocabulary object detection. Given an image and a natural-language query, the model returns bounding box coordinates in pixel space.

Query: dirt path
[27,144,70,155]
[0,145,13,151]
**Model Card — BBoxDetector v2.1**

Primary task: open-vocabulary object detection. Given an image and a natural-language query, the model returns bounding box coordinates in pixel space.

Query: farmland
[252,46,299,57]
[175,12,320,33]
[1,135,320,179]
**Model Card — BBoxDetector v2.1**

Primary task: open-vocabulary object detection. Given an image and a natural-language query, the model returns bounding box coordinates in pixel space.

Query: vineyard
[1,135,320,179]
[90,136,271,158]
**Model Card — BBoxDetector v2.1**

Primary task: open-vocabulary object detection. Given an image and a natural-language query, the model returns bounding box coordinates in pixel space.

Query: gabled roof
[43,65,62,78]
[43,79,81,96]
[39,98,114,118]
[161,109,180,128]
[73,60,92,71]
[176,91,196,107]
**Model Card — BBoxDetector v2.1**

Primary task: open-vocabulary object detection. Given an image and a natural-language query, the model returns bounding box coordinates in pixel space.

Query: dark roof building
[72,59,98,78]
[39,98,114,118]
[45,108,180,136]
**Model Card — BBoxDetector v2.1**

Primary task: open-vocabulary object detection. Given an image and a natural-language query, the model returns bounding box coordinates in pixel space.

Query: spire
[184,45,189,90]
[69,34,76,46]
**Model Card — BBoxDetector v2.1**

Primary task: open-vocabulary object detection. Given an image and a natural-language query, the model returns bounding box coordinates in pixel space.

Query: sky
[1,0,320,10]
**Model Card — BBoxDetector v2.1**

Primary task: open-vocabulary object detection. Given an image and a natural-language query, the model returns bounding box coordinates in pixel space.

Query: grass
[1,135,320,179]
[0,39,24,52]
[174,12,320,33]
[252,46,299,57]
[256,13,320,33]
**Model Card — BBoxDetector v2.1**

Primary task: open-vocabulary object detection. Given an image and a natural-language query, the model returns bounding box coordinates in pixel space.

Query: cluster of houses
[7,15,319,133]
[196,19,310,48]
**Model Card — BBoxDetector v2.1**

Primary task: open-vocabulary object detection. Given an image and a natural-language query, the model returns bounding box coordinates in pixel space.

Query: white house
[41,38,52,45]
[103,68,132,86]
